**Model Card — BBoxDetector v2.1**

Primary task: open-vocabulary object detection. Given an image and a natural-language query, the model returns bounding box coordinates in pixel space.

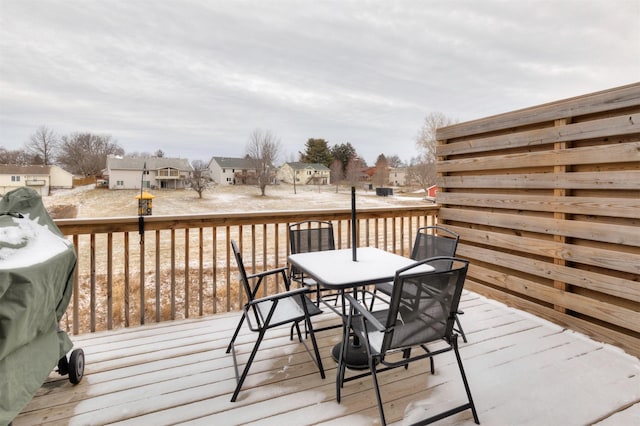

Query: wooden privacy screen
[435,83,640,357]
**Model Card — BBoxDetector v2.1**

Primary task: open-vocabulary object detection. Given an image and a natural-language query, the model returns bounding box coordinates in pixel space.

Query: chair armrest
[246,266,288,281]
[248,287,309,306]
[344,294,385,332]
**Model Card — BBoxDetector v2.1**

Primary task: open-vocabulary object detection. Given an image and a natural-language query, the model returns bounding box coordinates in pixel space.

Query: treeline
[0,126,125,176]
[1,112,454,191]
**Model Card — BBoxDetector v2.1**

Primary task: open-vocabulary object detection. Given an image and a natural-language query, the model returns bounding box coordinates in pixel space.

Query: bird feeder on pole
[135,191,155,216]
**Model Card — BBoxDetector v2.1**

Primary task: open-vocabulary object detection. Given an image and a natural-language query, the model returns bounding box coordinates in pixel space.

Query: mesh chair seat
[360,309,445,354]
[226,240,325,402]
[289,220,338,305]
[337,257,479,426]
[250,290,323,329]
[369,226,467,343]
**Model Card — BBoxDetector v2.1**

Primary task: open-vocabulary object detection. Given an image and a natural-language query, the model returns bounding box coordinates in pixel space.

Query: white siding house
[207,157,258,185]
[389,167,408,186]
[277,162,330,185]
[106,156,192,190]
[0,164,73,196]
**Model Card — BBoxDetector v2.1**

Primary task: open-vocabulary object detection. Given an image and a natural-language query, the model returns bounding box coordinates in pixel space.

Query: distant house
[277,162,330,185]
[208,157,258,185]
[0,164,73,196]
[106,156,192,190]
[389,167,408,186]
[427,185,438,198]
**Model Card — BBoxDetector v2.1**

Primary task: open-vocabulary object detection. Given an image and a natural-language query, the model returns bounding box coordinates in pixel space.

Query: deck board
[13,292,640,425]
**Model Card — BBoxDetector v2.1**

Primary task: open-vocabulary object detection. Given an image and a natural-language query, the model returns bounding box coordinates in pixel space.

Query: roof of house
[0,164,52,175]
[107,156,192,171]
[284,162,330,171]
[209,156,256,169]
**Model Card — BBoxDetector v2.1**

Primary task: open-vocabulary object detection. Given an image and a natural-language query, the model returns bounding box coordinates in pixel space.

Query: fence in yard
[436,82,640,357]
[55,205,438,334]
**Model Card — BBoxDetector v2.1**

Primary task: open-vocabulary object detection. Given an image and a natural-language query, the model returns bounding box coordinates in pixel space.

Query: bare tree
[407,154,435,193]
[385,154,404,168]
[372,154,390,187]
[416,112,457,163]
[25,126,58,165]
[188,159,214,199]
[330,159,344,193]
[127,151,152,158]
[58,132,124,176]
[0,146,30,165]
[246,129,281,196]
[345,156,366,187]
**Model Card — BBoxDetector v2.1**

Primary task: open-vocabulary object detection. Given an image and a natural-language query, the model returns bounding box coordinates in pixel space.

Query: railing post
[56,205,439,334]
[140,231,145,325]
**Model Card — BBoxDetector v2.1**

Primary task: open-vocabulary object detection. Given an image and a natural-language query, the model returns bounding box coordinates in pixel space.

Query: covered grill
[0,187,83,425]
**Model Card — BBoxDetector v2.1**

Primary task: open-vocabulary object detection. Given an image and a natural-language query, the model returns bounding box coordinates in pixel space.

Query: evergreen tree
[299,138,333,167]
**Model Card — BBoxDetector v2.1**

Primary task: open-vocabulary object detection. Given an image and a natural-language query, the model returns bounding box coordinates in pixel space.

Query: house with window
[207,157,259,185]
[277,162,330,185]
[106,156,192,190]
[0,164,73,196]
[389,167,408,186]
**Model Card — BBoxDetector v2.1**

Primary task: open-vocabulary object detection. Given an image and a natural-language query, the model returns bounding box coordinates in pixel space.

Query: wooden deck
[14,292,640,425]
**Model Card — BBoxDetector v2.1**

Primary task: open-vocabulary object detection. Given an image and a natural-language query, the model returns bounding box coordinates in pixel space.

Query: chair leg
[370,359,387,426]
[403,348,411,369]
[306,316,325,379]
[226,314,245,354]
[231,328,267,402]
[452,337,479,424]
[455,313,468,343]
[290,321,304,341]
[420,344,435,374]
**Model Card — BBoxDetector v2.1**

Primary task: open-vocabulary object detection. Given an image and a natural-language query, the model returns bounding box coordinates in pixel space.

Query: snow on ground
[43,184,428,218]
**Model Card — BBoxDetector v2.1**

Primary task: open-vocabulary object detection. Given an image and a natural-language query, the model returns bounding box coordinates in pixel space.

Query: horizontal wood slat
[439,207,640,247]
[436,82,640,140]
[437,83,640,357]
[16,295,640,425]
[436,192,640,219]
[447,225,640,278]
[437,112,640,156]
[438,141,640,173]
[468,262,640,333]
[439,171,640,190]
[458,244,640,306]
[464,278,640,356]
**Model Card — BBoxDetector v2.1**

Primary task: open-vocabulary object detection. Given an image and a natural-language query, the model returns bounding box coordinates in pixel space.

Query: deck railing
[55,205,438,335]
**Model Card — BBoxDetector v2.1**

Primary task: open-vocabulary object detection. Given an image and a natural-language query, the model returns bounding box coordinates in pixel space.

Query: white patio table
[288,246,432,369]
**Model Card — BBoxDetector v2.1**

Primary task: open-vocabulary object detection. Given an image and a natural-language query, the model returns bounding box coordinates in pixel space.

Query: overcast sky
[1,0,639,165]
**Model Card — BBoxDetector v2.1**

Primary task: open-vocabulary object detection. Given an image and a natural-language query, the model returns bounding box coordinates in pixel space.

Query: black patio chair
[337,257,479,425]
[288,220,338,306]
[226,240,325,402]
[369,225,467,342]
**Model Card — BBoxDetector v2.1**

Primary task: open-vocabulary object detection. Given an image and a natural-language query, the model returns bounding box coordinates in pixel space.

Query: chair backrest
[289,220,335,255]
[411,226,459,261]
[380,257,469,353]
[230,239,255,303]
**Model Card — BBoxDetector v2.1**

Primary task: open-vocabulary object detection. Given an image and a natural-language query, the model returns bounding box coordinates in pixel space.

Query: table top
[288,247,425,289]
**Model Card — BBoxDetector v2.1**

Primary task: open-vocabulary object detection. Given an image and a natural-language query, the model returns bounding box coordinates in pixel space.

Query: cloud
[1,0,638,165]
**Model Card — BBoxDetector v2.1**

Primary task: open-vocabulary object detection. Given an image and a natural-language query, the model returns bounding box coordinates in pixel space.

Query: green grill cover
[0,187,77,425]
